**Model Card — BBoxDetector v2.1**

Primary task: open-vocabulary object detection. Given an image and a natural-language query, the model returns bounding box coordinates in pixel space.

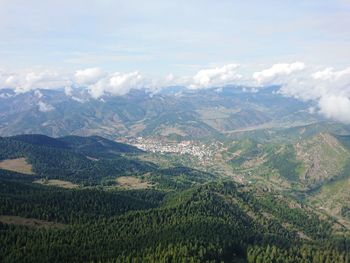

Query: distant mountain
[0,86,325,139]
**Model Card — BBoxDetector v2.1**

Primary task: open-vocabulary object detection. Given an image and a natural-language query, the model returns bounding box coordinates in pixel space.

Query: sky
[0,0,350,123]
[0,0,349,74]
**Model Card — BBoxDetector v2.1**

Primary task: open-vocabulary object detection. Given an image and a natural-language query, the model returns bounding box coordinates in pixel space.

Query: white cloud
[251,62,350,124]
[312,68,350,123]
[88,81,105,99]
[74,67,105,86]
[0,67,149,98]
[318,95,350,123]
[264,64,350,124]
[253,62,305,85]
[311,67,350,97]
[1,70,71,93]
[63,85,88,102]
[190,64,242,89]
[88,71,144,98]
[278,66,350,100]
[312,67,350,81]
[0,92,13,99]
[64,85,73,96]
[34,90,43,98]
[277,77,324,101]
[145,73,189,94]
[37,101,55,112]
[109,71,143,95]
[71,96,86,103]
[0,64,245,97]
[1,63,350,125]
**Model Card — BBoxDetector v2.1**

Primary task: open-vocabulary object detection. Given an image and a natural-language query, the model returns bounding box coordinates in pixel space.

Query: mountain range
[3,86,345,140]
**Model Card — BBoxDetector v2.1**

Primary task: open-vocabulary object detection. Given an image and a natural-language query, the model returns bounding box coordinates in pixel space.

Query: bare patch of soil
[116,176,152,189]
[34,179,79,189]
[0,158,34,175]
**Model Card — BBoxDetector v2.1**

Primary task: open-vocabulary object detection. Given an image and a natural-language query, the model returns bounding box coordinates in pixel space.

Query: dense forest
[1,178,349,262]
[0,135,154,185]
[0,135,349,262]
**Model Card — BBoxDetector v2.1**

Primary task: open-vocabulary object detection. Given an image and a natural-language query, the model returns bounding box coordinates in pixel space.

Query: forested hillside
[0,135,154,185]
[1,180,349,262]
[0,134,349,262]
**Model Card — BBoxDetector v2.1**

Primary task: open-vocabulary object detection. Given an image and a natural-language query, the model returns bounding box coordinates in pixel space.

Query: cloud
[88,71,144,98]
[109,71,143,95]
[0,67,147,99]
[1,63,350,125]
[64,85,73,96]
[1,70,71,93]
[318,95,350,123]
[252,62,350,124]
[74,67,105,86]
[262,64,350,124]
[37,101,55,112]
[278,66,350,99]
[311,67,350,87]
[253,62,305,85]
[34,90,43,98]
[312,67,350,123]
[190,64,242,89]
[0,64,245,98]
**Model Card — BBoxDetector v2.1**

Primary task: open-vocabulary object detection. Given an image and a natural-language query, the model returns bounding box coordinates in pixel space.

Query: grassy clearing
[0,215,66,229]
[0,158,34,175]
[116,176,152,190]
[34,179,79,189]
